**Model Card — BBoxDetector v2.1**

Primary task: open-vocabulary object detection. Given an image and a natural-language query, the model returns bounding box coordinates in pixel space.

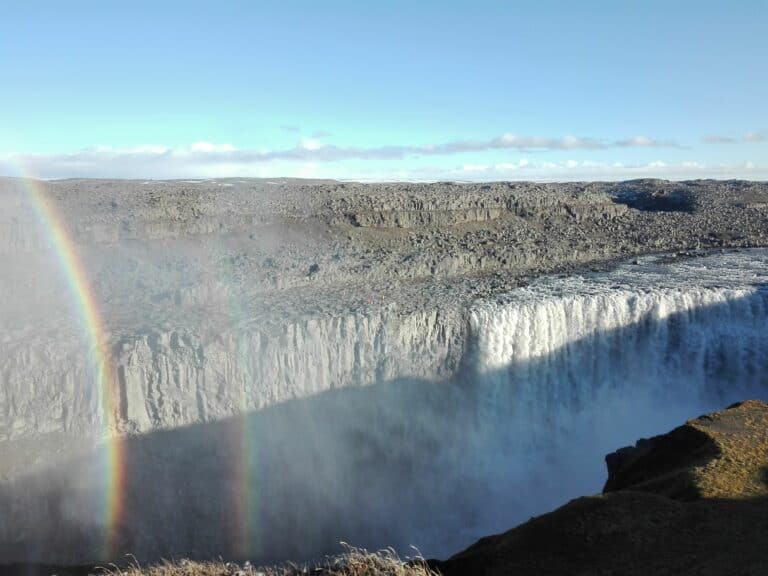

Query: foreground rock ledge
[433,400,768,576]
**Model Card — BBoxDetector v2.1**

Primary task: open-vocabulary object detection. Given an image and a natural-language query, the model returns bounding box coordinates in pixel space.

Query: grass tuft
[103,544,441,576]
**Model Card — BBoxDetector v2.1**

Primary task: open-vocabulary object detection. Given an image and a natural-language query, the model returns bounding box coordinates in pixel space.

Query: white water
[452,252,768,548]
[1,250,768,564]
[468,254,768,448]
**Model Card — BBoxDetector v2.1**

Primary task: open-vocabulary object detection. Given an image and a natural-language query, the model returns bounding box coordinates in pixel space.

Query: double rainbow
[13,172,125,558]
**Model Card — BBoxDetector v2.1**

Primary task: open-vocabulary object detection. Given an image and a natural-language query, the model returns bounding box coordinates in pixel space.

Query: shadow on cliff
[1,286,767,569]
[609,181,697,212]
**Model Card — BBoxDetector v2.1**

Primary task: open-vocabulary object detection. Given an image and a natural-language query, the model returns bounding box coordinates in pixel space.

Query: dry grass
[685,400,768,499]
[104,545,440,576]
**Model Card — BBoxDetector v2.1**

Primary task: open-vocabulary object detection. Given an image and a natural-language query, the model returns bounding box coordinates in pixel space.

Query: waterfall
[459,254,768,528]
[469,283,768,421]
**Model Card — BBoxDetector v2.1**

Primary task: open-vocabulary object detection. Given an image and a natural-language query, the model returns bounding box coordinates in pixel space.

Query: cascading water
[458,252,768,548]
[1,250,768,565]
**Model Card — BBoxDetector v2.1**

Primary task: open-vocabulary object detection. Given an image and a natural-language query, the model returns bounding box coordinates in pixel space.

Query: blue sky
[1,0,766,180]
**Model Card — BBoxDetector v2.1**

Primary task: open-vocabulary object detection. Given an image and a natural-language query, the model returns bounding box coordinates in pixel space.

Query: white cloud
[703,135,737,144]
[627,136,653,146]
[462,164,490,173]
[128,145,171,154]
[615,135,678,148]
[704,131,766,144]
[12,151,757,182]
[191,141,236,153]
[6,129,766,181]
[299,138,324,151]
[744,131,767,143]
[489,134,607,151]
[494,159,530,171]
[2,131,683,179]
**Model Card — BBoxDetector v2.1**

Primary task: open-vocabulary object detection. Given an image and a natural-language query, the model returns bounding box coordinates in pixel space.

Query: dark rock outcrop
[604,400,768,500]
[434,400,768,576]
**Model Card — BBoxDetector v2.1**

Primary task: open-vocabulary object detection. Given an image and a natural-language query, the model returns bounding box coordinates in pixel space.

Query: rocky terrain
[1,177,768,567]
[433,399,768,576]
[3,178,768,298]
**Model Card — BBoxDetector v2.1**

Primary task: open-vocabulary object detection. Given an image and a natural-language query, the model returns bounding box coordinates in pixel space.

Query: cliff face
[0,306,465,438]
[436,400,768,576]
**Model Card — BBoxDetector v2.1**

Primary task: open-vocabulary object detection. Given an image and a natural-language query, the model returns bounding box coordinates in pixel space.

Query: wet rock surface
[434,400,768,576]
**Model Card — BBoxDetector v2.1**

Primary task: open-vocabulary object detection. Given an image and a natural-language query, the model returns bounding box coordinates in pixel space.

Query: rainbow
[11,170,125,558]
[210,239,259,559]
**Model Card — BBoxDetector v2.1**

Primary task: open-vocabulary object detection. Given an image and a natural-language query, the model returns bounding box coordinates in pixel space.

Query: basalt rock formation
[435,400,768,576]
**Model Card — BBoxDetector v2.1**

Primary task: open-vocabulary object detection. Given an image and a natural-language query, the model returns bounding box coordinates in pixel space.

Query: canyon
[0,177,767,565]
